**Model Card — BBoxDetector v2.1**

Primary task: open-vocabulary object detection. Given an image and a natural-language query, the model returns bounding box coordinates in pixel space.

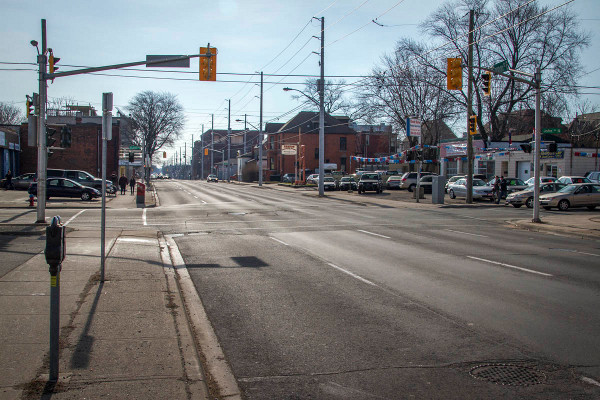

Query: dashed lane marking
[269,237,289,246]
[445,229,489,238]
[357,229,391,239]
[467,256,553,277]
[328,263,378,287]
[142,208,147,226]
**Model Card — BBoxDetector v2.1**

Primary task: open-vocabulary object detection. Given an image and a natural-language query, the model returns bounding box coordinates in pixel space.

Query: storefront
[0,127,21,179]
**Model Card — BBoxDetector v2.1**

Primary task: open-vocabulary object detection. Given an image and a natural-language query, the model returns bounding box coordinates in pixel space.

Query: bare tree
[125,91,185,162]
[0,102,24,125]
[418,0,590,142]
[290,78,353,115]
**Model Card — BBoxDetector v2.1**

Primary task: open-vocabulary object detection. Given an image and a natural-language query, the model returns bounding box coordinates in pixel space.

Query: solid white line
[328,263,377,286]
[357,229,391,239]
[117,237,155,244]
[269,237,289,246]
[551,248,600,257]
[63,210,85,226]
[581,376,600,388]
[194,196,198,199]
[445,229,489,238]
[142,208,147,226]
[467,256,553,277]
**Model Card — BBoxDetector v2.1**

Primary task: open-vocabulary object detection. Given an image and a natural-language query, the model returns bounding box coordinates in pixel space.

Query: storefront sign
[540,150,564,159]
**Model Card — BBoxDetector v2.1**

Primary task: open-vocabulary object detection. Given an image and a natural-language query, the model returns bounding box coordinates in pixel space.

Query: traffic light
[199,46,217,81]
[163,151,167,158]
[468,115,477,135]
[26,95,34,117]
[204,148,208,156]
[129,152,135,163]
[60,125,71,148]
[481,72,492,96]
[46,127,58,147]
[48,49,60,74]
[520,143,532,153]
[446,58,463,90]
[548,143,558,152]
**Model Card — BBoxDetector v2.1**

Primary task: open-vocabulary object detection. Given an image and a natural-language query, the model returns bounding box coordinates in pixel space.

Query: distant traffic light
[446,58,463,90]
[520,143,532,153]
[46,127,58,147]
[548,143,558,152]
[199,46,217,81]
[163,151,167,158]
[26,95,33,117]
[468,115,477,135]
[128,152,135,163]
[48,49,60,74]
[204,148,208,156]
[481,72,492,96]
[60,125,71,148]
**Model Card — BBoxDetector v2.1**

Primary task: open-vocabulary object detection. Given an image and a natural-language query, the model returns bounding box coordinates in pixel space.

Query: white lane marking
[142,208,147,226]
[194,196,198,199]
[328,263,377,287]
[581,376,600,388]
[357,229,391,239]
[445,229,489,238]
[467,256,553,277]
[63,210,85,226]
[269,237,289,246]
[117,237,155,244]
[551,248,600,257]
[201,200,207,204]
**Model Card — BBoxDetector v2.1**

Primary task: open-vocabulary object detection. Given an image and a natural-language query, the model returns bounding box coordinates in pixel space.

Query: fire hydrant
[29,194,35,207]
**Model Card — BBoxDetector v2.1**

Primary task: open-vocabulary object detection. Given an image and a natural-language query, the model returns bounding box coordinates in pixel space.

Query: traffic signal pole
[36,19,48,223]
[466,9,474,204]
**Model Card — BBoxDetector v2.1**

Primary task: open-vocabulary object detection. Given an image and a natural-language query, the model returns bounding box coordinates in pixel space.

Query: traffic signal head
[204,148,208,156]
[129,152,135,163]
[468,115,477,135]
[163,151,167,158]
[446,58,463,90]
[60,126,72,148]
[26,95,33,117]
[199,46,217,81]
[46,127,58,147]
[48,49,60,74]
[481,72,492,96]
[520,143,532,153]
[548,143,558,152]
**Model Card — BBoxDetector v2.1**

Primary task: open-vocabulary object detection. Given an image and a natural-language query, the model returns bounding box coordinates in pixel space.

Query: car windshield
[324,177,334,182]
[362,174,378,180]
[557,185,578,193]
[473,179,486,186]
[341,177,351,182]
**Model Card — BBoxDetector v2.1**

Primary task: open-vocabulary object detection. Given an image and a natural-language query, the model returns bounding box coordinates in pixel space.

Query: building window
[269,158,274,169]
[269,136,274,150]
[314,148,319,159]
[340,157,347,171]
[340,137,347,151]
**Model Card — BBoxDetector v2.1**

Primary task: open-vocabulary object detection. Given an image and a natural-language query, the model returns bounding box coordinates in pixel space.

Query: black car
[28,177,101,201]
[47,169,116,194]
[338,176,357,191]
[358,173,383,194]
[1,173,36,190]
[282,173,296,183]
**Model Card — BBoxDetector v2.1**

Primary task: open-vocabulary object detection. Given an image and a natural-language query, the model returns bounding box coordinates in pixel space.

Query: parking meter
[45,216,65,274]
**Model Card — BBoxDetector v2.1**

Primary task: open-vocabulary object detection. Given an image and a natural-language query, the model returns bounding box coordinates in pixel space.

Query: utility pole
[244,113,247,155]
[36,19,48,223]
[466,9,474,204]
[227,99,231,182]
[259,71,264,187]
[191,134,193,179]
[101,92,112,282]
[317,16,325,197]
[532,67,542,223]
[211,114,214,174]
[201,124,204,179]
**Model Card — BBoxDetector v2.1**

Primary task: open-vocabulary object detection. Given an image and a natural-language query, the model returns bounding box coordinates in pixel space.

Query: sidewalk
[0,191,207,399]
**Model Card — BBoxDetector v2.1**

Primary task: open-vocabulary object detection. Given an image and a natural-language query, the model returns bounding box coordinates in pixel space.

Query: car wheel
[81,192,91,201]
[587,205,596,210]
[449,189,456,199]
[512,204,522,208]
[526,197,533,208]
[543,206,552,210]
[408,184,415,192]
[557,199,570,211]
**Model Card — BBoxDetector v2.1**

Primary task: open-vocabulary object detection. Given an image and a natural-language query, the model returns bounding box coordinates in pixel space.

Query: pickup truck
[357,173,383,194]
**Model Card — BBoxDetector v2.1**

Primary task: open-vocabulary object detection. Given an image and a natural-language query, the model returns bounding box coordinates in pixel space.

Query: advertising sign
[281,144,297,155]
[406,118,421,137]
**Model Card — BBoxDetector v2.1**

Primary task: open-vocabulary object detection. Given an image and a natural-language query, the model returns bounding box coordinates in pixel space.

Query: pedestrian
[4,170,13,190]
[500,176,508,203]
[110,171,118,187]
[129,175,136,195]
[118,174,128,195]
[493,176,500,204]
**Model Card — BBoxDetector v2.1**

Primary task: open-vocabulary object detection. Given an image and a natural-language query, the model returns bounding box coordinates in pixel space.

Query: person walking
[4,170,13,190]
[499,176,508,204]
[118,174,128,195]
[493,176,500,204]
[129,175,136,195]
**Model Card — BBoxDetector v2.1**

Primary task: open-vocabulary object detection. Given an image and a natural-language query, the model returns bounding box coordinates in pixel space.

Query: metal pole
[36,19,47,223]
[466,9,474,204]
[227,99,231,182]
[201,124,204,179]
[318,17,325,197]
[191,134,193,179]
[416,136,422,203]
[259,72,264,186]
[101,93,112,282]
[49,261,60,381]
[244,113,247,155]
[211,115,214,174]
[532,68,542,223]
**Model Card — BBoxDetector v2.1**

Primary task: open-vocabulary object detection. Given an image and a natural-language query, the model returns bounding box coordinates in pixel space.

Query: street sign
[492,60,509,74]
[146,55,190,68]
[129,145,141,150]
[281,144,297,155]
[542,128,561,134]
[406,117,421,137]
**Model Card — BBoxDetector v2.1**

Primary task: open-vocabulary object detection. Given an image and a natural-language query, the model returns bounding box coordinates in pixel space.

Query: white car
[447,178,494,201]
[524,176,557,185]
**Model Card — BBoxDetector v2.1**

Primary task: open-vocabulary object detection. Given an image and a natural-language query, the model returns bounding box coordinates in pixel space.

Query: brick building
[193,129,259,179]
[19,113,122,178]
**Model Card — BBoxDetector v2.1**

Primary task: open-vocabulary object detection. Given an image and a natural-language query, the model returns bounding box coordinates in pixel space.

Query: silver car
[447,178,494,201]
[539,183,600,211]
[506,182,566,208]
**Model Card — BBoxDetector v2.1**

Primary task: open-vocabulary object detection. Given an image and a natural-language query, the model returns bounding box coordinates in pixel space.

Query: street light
[283,87,319,107]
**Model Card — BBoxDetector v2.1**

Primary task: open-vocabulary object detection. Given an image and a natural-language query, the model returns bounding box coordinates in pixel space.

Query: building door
[517,161,532,181]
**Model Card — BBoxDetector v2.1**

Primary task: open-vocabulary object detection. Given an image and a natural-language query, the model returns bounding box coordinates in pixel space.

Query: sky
[1,0,599,165]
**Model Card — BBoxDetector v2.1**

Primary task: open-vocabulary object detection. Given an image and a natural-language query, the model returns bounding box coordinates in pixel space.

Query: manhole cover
[470,364,546,386]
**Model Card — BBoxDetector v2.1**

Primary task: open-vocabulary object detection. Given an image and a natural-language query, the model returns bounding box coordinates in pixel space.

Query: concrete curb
[508,219,600,240]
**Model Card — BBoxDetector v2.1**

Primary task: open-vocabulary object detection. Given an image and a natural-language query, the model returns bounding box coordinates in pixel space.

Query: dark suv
[358,173,383,194]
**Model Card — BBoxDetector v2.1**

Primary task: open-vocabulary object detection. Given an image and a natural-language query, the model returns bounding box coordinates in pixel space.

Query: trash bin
[412,186,425,199]
[432,176,445,204]
[136,182,145,205]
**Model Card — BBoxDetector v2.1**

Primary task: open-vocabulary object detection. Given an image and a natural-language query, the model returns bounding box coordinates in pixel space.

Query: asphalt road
[154,180,600,399]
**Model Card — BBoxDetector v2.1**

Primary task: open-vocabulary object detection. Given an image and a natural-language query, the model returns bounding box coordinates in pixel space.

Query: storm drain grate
[469,364,546,386]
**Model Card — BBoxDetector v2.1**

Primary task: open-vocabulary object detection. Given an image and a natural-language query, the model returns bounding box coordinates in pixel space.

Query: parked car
[306,174,319,184]
[1,173,36,190]
[585,171,600,183]
[322,176,337,191]
[539,183,600,211]
[282,173,296,183]
[46,169,116,194]
[447,178,494,201]
[487,177,527,196]
[358,172,383,194]
[445,175,465,193]
[557,176,591,184]
[386,175,403,190]
[207,174,218,182]
[418,175,436,194]
[506,182,567,208]
[28,177,101,201]
[399,171,434,191]
[338,176,357,191]
[524,176,558,185]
